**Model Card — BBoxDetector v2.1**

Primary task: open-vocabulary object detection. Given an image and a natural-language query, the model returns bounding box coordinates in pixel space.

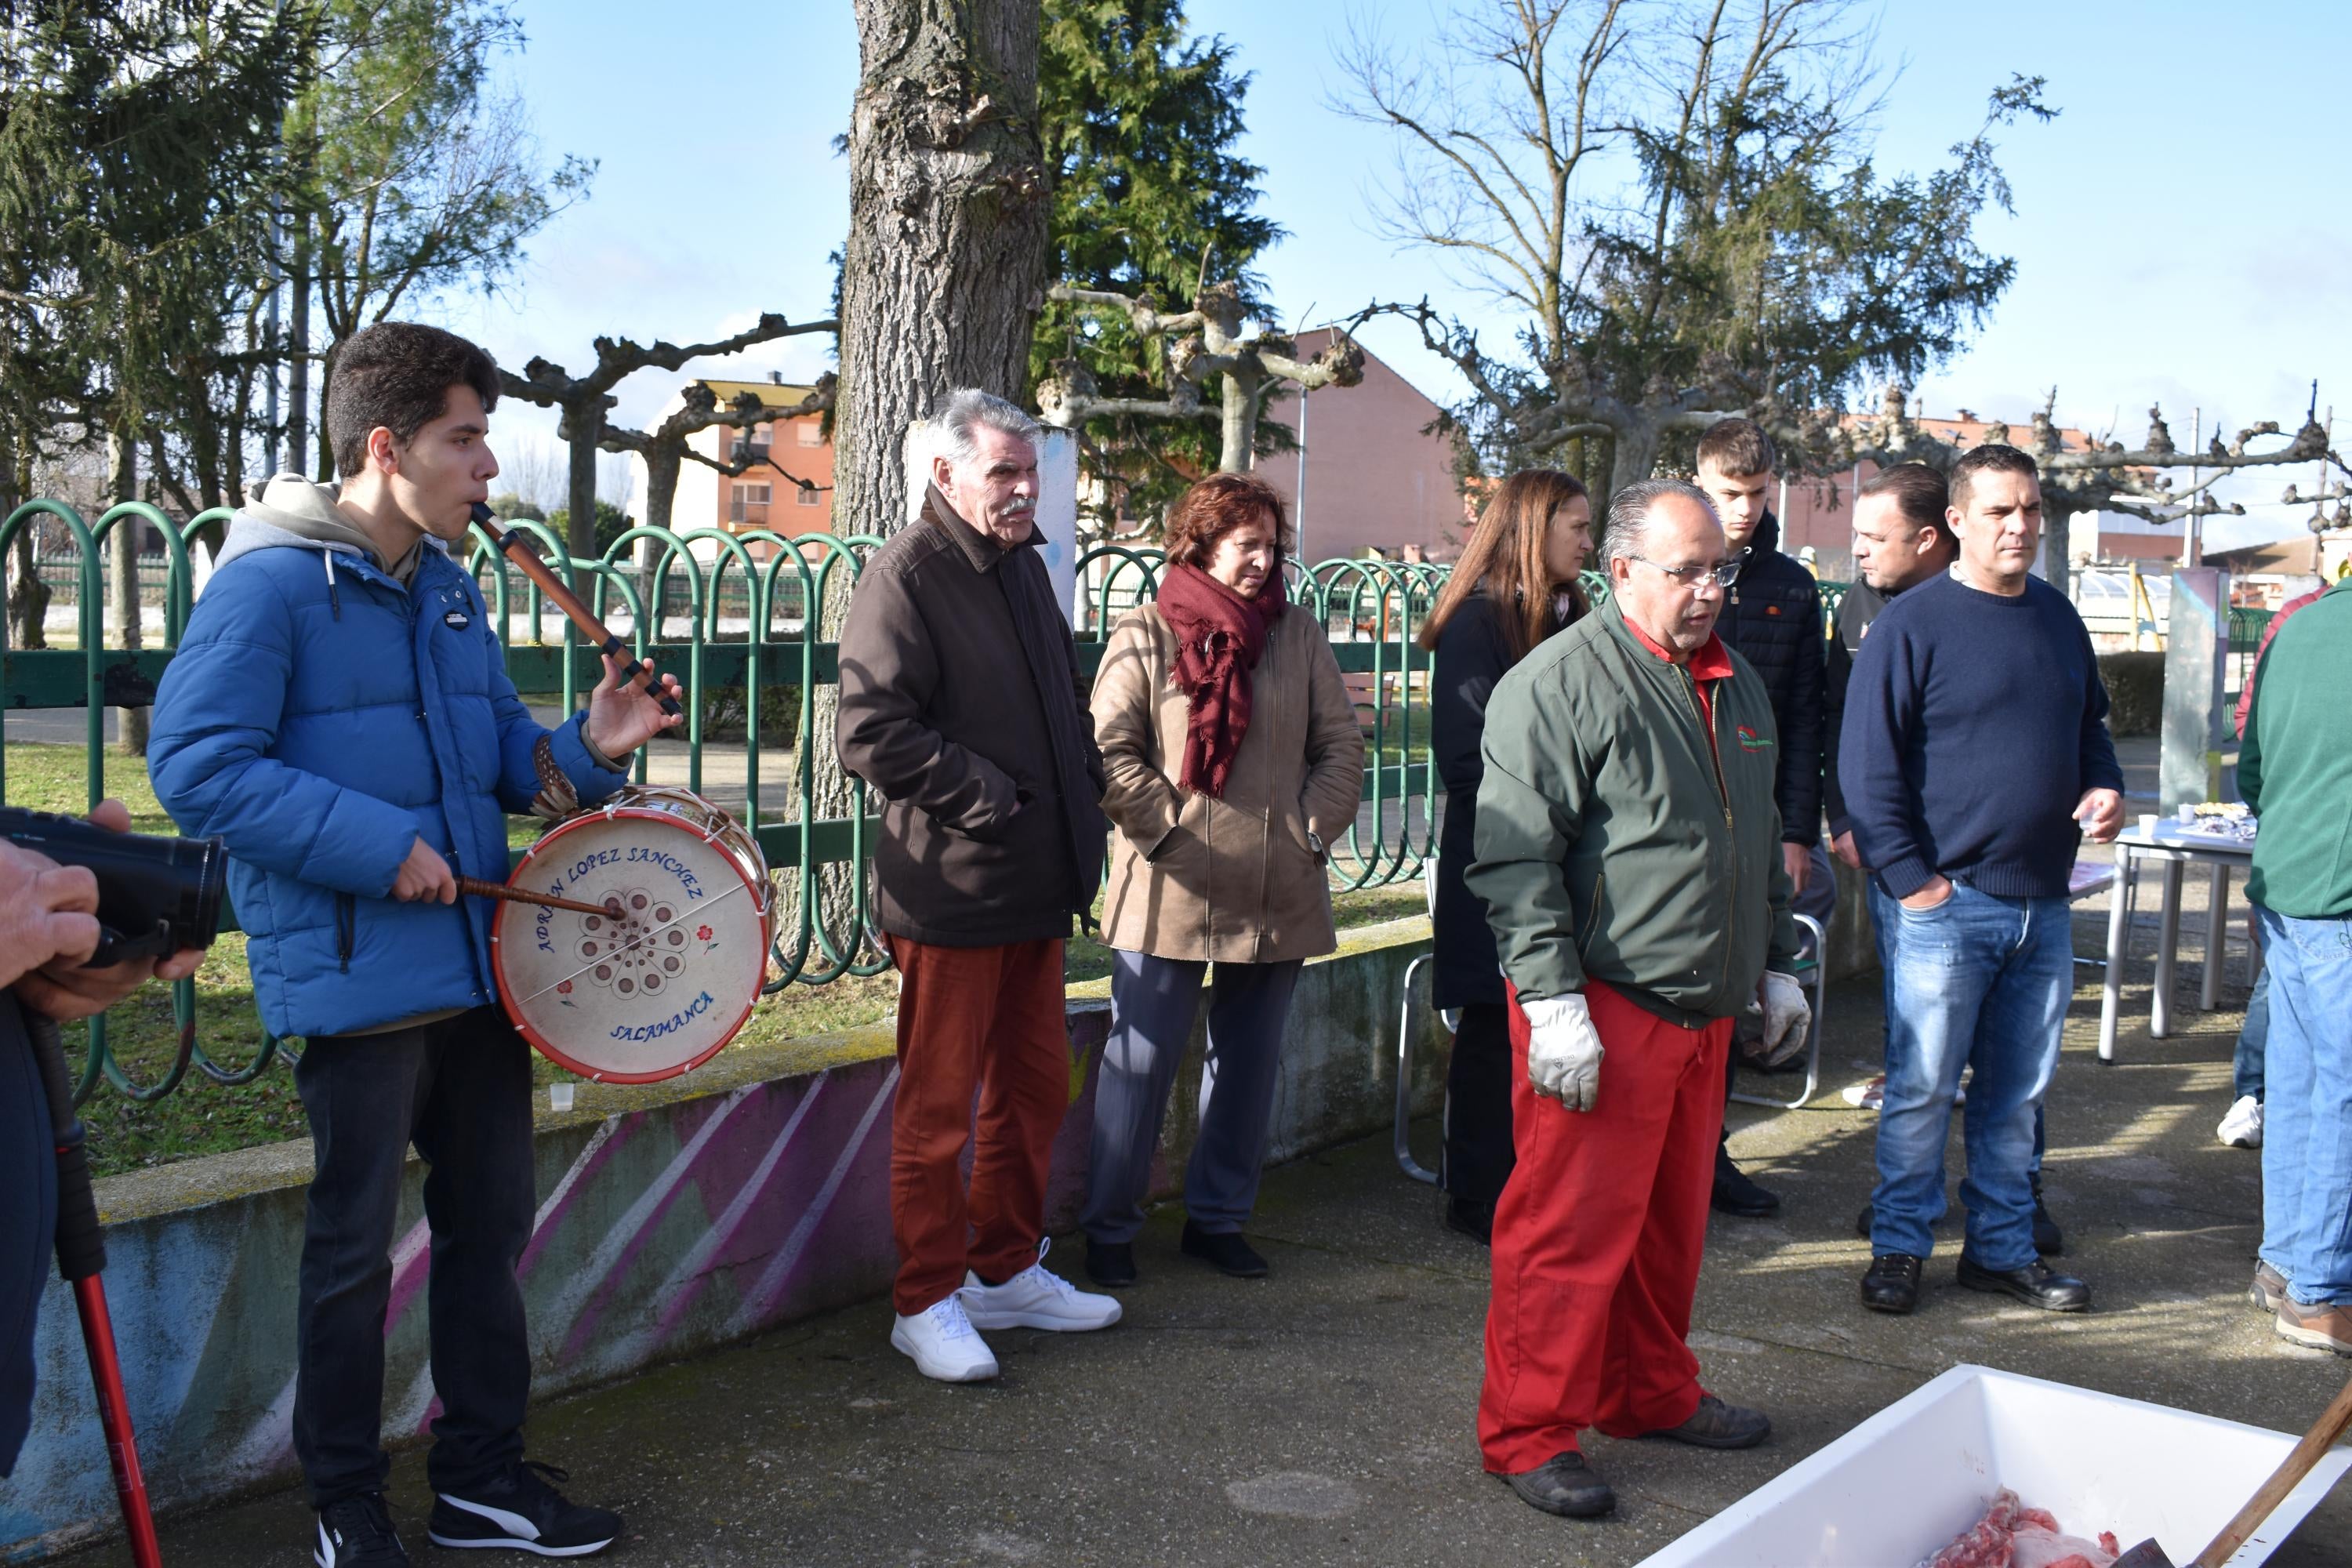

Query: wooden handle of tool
[2194,1367,2352,1567]
[456,876,611,919]
[475,504,686,719]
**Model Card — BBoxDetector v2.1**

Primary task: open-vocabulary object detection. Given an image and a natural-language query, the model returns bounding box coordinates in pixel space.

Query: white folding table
[2096,824,2257,1062]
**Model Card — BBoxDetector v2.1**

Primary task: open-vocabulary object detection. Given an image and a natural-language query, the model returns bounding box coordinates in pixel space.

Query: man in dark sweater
[1841,444,2123,1318]
[1694,419,1827,1219]
[1826,464,2067,1258]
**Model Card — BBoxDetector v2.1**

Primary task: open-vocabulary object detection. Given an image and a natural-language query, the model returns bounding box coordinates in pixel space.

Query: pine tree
[1033,0,1284,532]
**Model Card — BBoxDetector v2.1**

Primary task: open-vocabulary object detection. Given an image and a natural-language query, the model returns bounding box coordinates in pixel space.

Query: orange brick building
[651,376,836,539]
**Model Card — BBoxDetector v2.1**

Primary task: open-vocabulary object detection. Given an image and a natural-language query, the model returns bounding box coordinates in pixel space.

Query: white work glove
[1521,993,1606,1112]
[1759,971,1812,1067]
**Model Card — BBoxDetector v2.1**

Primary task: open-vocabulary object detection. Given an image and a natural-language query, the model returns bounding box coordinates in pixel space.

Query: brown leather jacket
[1090,603,1366,963]
[835,488,1108,947]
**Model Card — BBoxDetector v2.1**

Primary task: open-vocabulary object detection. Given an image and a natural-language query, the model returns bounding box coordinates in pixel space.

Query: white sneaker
[1840,1074,1886,1111]
[891,1293,999,1382]
[2216,1095,2264,1149]
[960,1239,1123,1332]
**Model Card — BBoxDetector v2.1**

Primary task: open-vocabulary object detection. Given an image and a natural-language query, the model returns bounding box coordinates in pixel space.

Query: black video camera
[0,807,227,966]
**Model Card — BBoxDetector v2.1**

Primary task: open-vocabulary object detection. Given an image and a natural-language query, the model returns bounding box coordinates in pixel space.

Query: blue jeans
[2254,907,2352,1307]
[1868,883,2073,1270]
[2234,964,2270,1102]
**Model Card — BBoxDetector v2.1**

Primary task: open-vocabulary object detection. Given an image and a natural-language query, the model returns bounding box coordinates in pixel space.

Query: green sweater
[2241,579,2352,919]
[1466,599,1800,1028]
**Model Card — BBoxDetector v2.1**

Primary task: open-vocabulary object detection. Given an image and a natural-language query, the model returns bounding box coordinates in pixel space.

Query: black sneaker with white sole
[315,1493,409,1566]
[427,1461,622,1557]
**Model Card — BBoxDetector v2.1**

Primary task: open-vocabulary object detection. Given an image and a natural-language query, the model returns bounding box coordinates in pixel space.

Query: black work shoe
[1860,1253,1925,1315]
[1641,1393,1771,1449]
[1445,1196,1495,1246]
[1085,1238,1138,1287]
[2030,1175,2064,1257]
[1956,1254,2091,1313]
[315,1494,408,1567]
[1181,1220,1269,1278]
[1711,1148,1780,1218]
[428,1461,622,1557]
[1499,1450,1616,1517]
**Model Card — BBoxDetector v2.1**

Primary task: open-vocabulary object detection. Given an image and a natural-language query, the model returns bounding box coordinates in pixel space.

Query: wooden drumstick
[458,877,612,918]
[474,502,687,719]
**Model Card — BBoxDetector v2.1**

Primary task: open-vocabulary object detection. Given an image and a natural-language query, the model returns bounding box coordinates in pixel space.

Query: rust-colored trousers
[1478,978,1733,1474]
[886,935,1071,1316]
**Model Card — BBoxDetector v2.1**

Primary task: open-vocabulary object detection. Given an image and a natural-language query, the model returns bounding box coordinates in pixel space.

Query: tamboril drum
[491,786,775,1082]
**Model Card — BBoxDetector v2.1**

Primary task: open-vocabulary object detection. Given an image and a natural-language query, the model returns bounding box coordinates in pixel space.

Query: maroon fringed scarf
[1159,560,1286,799]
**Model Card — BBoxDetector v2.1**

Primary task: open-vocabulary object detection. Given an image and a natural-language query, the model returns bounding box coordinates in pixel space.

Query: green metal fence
[2,501,1454,1104]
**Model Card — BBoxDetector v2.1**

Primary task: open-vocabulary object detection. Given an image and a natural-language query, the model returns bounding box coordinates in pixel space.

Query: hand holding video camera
[0,801,213,1018]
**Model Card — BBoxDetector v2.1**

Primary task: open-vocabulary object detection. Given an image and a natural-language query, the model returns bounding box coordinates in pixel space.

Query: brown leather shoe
[2252,1261,2288,1315]
[2276,1298,2352,1356]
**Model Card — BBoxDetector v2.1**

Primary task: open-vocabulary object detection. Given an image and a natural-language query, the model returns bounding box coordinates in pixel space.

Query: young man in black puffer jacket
[1693,418,1828,1219]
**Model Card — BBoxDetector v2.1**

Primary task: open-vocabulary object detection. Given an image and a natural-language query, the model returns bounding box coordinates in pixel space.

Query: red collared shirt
[1622,617,1736,779]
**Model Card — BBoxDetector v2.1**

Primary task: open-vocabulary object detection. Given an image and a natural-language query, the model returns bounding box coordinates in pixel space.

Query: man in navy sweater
[1839,444,2123,1316]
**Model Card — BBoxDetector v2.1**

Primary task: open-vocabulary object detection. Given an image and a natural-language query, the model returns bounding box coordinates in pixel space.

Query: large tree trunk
[1219,368,1264,474]
[5,528,45,652]
[2042,499,2075,586]
[1606,418,1668,496]
[812,0,1051,964]
[833,0,1050,538]
[107,425,147,757]
[641,445,683,533]
[564,401,601,559]
[2,450,45,652]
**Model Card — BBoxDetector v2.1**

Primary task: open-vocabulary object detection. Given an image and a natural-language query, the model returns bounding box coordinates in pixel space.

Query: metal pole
[2181,408,2199,568]
[1295,381,1309,566]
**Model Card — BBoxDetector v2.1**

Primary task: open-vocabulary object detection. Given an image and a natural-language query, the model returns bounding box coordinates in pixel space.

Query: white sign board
[900,420,1079,629]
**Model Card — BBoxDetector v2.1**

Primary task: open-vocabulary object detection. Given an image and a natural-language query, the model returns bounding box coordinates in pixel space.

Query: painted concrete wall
[3,921,1442,1560]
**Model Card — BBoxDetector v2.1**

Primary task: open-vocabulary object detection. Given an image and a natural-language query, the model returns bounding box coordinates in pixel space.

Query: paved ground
[60,891,2352,1568]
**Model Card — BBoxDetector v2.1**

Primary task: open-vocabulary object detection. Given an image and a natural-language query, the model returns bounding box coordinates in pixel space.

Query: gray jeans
[1083,951,1303,1243]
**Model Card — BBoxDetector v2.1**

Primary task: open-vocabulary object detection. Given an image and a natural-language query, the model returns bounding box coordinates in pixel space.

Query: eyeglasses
[1629,554,1740,589]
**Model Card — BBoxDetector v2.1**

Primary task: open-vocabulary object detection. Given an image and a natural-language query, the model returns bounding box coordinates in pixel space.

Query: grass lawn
[4,739,1430,1178]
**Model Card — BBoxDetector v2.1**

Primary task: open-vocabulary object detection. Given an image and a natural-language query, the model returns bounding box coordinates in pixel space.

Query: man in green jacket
[1468,477,1809,1519]
[2238,576,2352,1357]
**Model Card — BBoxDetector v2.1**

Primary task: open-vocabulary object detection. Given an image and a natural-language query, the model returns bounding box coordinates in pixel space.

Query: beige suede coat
[1091,602,1367,963]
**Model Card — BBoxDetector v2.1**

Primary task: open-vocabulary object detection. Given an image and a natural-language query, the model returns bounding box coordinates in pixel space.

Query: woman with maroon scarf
[1081,474,1366,1287]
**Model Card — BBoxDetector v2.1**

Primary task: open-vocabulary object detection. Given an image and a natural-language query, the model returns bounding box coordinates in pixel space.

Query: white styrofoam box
[1634,1364,2352,1568]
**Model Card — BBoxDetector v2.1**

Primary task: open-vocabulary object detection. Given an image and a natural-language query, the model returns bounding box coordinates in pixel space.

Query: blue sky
[452,1,2351,546]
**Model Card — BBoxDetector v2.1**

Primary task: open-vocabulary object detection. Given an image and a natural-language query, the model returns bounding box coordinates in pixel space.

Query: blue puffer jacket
[149,483,625,1039]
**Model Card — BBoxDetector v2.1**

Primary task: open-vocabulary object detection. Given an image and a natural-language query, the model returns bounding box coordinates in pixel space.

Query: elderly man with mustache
[837,389,1123,1383]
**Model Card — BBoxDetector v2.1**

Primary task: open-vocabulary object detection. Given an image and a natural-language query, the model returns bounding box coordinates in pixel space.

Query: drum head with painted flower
[491,808,768,1081]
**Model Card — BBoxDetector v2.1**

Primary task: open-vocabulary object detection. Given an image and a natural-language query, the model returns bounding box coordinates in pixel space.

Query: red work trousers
[885,935,1070,1316]
[1478,978,1733,1474]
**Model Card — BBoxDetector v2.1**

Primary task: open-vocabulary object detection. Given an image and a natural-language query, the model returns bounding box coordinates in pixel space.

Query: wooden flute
[472,502,687,719]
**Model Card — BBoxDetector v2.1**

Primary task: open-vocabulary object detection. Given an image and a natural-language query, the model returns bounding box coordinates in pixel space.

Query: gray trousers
[1083,951,1304,1243]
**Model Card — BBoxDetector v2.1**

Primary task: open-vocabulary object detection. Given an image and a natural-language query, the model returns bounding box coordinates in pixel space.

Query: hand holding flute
[472,503,688,751]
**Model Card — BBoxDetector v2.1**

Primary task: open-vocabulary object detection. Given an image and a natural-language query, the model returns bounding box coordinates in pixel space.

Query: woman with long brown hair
[1419,469,1593,1243]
